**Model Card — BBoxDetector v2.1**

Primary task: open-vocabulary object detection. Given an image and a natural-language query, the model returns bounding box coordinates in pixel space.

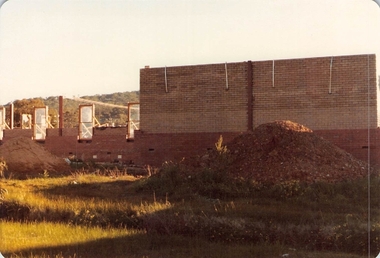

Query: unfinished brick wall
[138,54,379,166]
[140,62,248,133]
[2,127,136,164]
[252,55,378,130]
[140,54,378,134]
[45,127,136,164]
[1,54,378,167]
[3,128,33,139]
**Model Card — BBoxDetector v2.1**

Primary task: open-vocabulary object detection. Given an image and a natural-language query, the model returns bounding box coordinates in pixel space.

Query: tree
[13,98,45,127]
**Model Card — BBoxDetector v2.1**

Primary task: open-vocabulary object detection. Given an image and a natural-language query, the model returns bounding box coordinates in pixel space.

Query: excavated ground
[0,137,70,178]
[0,121,371,182]
[226,120,369,183]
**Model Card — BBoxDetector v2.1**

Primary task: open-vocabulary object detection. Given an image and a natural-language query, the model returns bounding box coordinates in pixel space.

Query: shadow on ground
[41,180,138,201]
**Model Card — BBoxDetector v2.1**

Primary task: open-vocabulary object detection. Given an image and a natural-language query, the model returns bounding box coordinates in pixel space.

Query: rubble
[227,120,369,183]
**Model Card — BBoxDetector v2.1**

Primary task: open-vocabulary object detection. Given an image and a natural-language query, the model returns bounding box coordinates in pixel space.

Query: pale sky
[0,0,380,105]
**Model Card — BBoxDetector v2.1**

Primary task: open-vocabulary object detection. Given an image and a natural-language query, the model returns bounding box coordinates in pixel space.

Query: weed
[144,165,159,176]
[0,187,8,201]
[215,135,228,154]
[43,170,49,178]
[0,157,7,178]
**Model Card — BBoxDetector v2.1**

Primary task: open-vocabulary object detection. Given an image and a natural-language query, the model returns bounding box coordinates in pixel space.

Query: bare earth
[0,137,70,178]
[227,120,369,183]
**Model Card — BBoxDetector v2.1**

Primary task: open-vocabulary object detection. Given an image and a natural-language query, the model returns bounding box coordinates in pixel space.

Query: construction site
[0,53,380,177]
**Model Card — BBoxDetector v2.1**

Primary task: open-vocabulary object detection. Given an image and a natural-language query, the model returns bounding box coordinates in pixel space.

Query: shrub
[250,180,305,200]
[332,220,380,255]
[136,161,186,195]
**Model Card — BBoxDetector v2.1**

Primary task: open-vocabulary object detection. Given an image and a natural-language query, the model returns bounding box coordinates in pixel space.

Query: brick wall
[134,130,239,166]
[45,127,137,164]
[140,62,248,133]
[3,127,137,164]
[1,54,379,167]
[138,54,380,166]
[252,55,378,130]
[140,54,378,134]
[3,128,33,139]
[314,129,380,166]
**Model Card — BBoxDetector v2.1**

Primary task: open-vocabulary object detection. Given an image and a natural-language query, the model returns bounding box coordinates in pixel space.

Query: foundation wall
[3,128,33,138]
[2,127,137,165]
[314,129,380,167]
[133,130,239,166]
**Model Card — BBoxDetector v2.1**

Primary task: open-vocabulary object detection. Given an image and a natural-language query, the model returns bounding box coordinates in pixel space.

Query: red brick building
[2,54,380,167]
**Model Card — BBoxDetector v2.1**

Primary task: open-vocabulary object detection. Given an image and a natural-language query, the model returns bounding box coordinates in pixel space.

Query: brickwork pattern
[252,55,378,130]
[140,62,248,133]
[141,55,377,133]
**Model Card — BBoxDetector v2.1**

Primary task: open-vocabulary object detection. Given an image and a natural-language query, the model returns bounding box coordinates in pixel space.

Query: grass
[0,221,369,258]
[0,166,379,257]
[0,221,141,254]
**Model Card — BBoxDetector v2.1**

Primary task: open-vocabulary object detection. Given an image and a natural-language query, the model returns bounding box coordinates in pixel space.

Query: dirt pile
[227,120,368,183]
[0,137,70,178]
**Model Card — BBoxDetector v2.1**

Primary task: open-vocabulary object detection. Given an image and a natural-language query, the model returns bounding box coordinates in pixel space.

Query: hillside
[7,91,139,128]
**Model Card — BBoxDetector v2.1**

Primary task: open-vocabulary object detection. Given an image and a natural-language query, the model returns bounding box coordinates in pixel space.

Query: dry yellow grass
[0,170,378,257]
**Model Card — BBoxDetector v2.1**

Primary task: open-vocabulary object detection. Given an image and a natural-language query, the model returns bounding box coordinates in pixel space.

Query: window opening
[127,103,140,139]
[0,107,6,140]
[79,105,95,140]
[33,107,48,140]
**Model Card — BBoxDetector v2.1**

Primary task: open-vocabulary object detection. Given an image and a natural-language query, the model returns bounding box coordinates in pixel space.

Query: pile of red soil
[0,137,70,178]
[227,120,368,183]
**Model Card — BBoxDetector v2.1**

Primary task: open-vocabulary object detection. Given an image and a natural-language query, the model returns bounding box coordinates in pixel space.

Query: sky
[0,0,380,105]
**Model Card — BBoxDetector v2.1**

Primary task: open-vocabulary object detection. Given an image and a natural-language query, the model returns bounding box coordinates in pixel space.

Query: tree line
[4,91,139,128]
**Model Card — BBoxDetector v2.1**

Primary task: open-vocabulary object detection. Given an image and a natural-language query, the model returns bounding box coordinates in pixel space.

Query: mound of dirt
[227,120,368,183]
[0,137,70,178]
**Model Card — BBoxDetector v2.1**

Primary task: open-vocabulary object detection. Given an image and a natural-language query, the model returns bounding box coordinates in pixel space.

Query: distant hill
[10,91,139,128]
